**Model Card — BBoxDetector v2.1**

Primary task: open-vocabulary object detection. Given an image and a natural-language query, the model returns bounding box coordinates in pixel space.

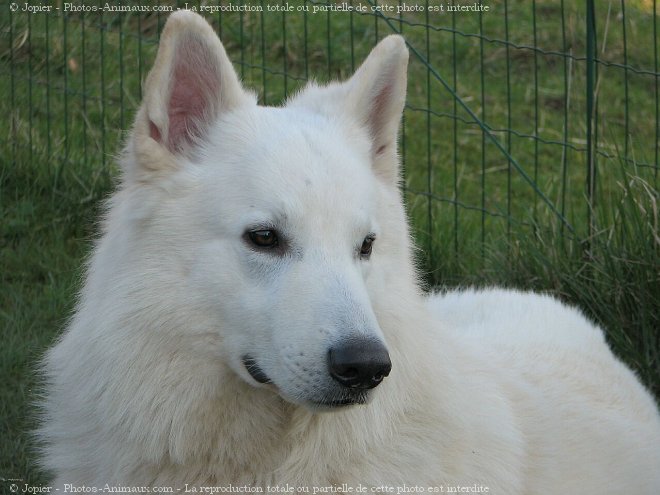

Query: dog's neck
[142,351,415,485]
[137,361,295,483]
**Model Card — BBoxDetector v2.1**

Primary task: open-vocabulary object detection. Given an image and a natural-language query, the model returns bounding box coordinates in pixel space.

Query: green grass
[1,0,658,485]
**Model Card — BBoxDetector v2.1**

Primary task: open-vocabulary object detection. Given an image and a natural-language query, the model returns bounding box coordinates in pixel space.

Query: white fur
[39,11,660,493]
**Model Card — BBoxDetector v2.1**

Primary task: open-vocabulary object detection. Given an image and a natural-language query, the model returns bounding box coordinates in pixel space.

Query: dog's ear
[344,35,409,183]
[129,11,250,177]
[288,36,408,184]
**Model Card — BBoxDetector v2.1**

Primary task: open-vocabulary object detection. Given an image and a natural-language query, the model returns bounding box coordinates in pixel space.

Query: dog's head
[124,11,409,410]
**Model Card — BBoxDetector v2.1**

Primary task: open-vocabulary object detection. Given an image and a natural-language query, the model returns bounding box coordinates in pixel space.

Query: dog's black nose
[328,339,391,390]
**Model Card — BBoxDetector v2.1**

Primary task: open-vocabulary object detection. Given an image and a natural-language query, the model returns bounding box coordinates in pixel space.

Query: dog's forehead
[205,105,377,207]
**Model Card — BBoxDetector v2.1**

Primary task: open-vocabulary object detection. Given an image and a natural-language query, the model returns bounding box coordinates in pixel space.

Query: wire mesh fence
[2,3,660,476]
[2,0,659,277]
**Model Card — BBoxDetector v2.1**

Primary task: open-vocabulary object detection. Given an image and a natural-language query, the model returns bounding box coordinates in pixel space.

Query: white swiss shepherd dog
[40,11,660,493]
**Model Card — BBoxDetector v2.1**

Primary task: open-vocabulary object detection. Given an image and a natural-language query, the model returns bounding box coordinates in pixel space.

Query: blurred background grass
[1,0,659,484]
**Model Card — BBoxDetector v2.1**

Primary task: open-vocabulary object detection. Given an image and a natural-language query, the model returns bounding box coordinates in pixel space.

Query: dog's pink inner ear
[149,121,162,142]
[371,84,392,155]
[158,36,221,153]
[367,81,396,157]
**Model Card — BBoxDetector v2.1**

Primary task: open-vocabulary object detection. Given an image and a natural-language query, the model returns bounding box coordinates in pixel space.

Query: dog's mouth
[242,355,272,384]
[241,355,368,409]
[309,393,369,409]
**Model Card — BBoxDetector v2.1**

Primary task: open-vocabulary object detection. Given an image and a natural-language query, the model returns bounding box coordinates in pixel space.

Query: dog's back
[428,289,660,493]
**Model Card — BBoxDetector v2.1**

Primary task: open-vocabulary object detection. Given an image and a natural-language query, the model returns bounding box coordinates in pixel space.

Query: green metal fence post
[655,0,659,184]
[9,7,16,169]
[586,0,597,242]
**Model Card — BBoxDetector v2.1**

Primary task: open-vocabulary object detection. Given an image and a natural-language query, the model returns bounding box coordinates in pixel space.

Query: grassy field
[1,0,659,485]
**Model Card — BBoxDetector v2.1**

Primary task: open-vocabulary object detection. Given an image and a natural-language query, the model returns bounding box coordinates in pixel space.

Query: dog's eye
[360,235,375,259]
[248,229,279,249]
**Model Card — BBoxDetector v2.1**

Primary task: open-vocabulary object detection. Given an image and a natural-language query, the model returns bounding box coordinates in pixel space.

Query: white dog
[39,11,660,493]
